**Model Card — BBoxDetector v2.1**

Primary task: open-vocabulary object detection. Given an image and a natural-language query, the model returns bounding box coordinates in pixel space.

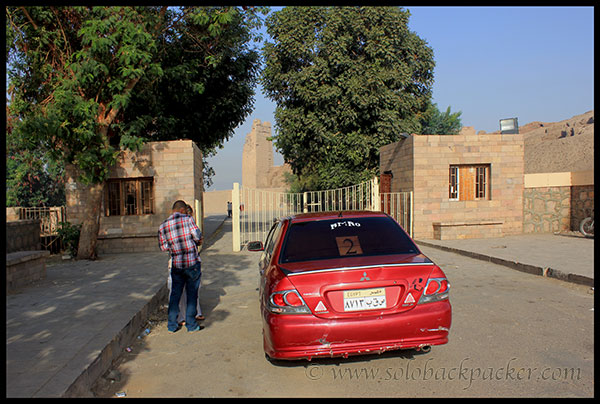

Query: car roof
[285,210,389,223]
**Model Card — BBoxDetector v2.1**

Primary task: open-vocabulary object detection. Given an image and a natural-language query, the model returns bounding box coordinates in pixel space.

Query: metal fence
[232,178,412,251]
[17,206,66,252]
[380,191,413,237]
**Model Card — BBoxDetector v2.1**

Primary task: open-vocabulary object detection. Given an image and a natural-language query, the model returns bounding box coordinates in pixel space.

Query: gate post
[232,182,241,252]
[371,177,380,211]
[303,192,308,213]
[195,198,203,252]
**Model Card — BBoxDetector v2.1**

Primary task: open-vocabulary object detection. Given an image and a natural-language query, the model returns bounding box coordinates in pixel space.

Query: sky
[205,6,594,191]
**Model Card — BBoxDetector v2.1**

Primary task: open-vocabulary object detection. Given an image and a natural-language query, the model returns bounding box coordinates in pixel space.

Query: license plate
[343,288,386,311]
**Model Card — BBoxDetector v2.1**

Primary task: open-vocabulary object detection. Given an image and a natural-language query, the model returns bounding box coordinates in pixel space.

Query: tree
[6,6,266,258]
[6,137,65,207]
[419,101,462,135]
[261,6,435,191]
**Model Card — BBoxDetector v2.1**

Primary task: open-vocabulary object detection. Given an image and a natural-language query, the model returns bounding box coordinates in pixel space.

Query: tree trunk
[76,181,104,260]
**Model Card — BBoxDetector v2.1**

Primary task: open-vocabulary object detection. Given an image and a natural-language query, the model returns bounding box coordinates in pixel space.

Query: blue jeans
[168,262,201,331]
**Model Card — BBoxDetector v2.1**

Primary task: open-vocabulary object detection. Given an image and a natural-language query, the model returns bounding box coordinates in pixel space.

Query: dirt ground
[90,223,594,398]
[500,110,593,174]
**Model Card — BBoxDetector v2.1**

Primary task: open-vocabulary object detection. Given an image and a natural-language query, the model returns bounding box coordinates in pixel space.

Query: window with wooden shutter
[449,165,490,201]
[105,177,154,216]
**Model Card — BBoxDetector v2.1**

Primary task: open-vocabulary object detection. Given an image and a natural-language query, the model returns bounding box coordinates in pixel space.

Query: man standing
[158,200,203,332]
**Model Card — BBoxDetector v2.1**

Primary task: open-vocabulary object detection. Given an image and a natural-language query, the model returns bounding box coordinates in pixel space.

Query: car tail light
[425,279,440,295]
[418,277,450,304]
[269,290,310,314]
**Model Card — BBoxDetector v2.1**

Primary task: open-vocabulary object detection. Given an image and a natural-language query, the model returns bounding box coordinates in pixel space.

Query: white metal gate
[232,178,412,251]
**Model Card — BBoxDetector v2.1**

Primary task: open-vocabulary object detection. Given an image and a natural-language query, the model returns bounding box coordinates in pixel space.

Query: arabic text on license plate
[343,288,386,311]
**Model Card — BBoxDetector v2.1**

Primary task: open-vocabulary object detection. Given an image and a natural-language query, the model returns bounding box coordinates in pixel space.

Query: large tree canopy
[6,6,266,258]
[261,6,435,191]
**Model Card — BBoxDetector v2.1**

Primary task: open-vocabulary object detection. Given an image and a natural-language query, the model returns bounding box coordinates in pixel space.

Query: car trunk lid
[283,254,436,319]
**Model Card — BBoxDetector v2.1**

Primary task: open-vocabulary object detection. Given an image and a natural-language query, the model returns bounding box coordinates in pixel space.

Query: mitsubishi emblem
[360,272,370,281]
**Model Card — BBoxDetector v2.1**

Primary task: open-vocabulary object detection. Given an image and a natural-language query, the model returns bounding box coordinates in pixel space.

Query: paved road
[92,222,594,398]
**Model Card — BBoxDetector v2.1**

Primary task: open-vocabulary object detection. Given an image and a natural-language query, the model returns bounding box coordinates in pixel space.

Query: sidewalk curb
[65,216,228,397]
[416,240,594,288]
[62,284,168,397]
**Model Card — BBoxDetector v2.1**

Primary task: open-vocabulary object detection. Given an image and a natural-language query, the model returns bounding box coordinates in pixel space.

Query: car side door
[258,220,283,296]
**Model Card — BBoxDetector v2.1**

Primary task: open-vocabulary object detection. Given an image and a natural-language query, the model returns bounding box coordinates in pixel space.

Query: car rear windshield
[279,216,419,263]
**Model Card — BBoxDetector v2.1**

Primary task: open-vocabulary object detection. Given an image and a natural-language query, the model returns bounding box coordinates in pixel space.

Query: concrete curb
[416,240,594,287]
[62,284,168,397]
[64,216,228,397]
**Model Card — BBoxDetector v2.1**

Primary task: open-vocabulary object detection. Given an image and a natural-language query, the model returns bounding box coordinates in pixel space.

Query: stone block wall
[432,221,503,240]
[523,187,571,233]
[6,220,48,293]
[380,136,414,193]
[66,140,203,254]
[6,207,19,221]
[241,119,291,190]
[6,219,41,253]
[6,250,49,293]
[523,171,594,234]
[204,190,233,215]
[571,185,594,230]
[381,133,524,240]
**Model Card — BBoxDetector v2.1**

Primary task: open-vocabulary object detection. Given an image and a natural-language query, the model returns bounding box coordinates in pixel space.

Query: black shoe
[187,325,204,332]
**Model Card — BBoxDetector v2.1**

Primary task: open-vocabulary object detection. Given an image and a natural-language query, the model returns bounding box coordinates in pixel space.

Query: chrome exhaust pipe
[420,345,431,353]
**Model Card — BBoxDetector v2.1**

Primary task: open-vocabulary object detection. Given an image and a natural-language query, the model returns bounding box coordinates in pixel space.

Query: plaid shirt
[158,212,202,269]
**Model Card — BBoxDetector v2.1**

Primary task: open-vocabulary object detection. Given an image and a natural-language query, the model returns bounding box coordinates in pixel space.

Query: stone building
[65,140,204,254]
[241,119,291,191]
[380,128,524,240]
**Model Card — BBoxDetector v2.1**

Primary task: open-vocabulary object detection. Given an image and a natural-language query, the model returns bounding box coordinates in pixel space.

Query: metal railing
[380,192,413,237]
[235,179,379,250]
[18,206,66,236]
[17,206,66,252]
[232,178,412,251]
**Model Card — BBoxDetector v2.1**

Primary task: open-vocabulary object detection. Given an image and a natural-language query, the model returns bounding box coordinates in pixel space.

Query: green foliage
[57,221,82,257]
[6,6,161,185]
[261,6,435,191]
[127,7,267,162]
[419,102,463,135]
[6,6,268,187]
[6,126,65,207]
[6,6,267,257]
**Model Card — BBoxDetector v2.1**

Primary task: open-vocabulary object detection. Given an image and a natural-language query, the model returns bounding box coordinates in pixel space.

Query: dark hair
[172,200,187,211]
[186,204,193,215]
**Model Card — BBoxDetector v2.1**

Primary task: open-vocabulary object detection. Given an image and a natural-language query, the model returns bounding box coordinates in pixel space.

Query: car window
[260,221,282,265]
[279,216,418,263]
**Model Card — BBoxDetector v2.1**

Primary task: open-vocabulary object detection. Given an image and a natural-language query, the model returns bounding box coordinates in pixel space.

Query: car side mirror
[247,241,264,251]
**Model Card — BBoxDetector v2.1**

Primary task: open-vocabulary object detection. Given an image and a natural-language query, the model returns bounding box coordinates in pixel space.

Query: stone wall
[65,140,204,254]
[523,187,571,233]
[203,189,232,215]
[381,132,524,240]
[523,171,594,233]
[6,219,48,293]
[6,219,41,253]
[6,250,49,293]
[571,185,594,230]
[241,119,291,190]
[6,207,19,221]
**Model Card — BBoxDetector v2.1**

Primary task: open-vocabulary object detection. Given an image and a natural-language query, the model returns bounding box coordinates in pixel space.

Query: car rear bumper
[263,300,451,360]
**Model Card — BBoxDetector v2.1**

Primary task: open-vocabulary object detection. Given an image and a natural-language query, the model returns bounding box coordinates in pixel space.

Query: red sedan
[248,211,451,361]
